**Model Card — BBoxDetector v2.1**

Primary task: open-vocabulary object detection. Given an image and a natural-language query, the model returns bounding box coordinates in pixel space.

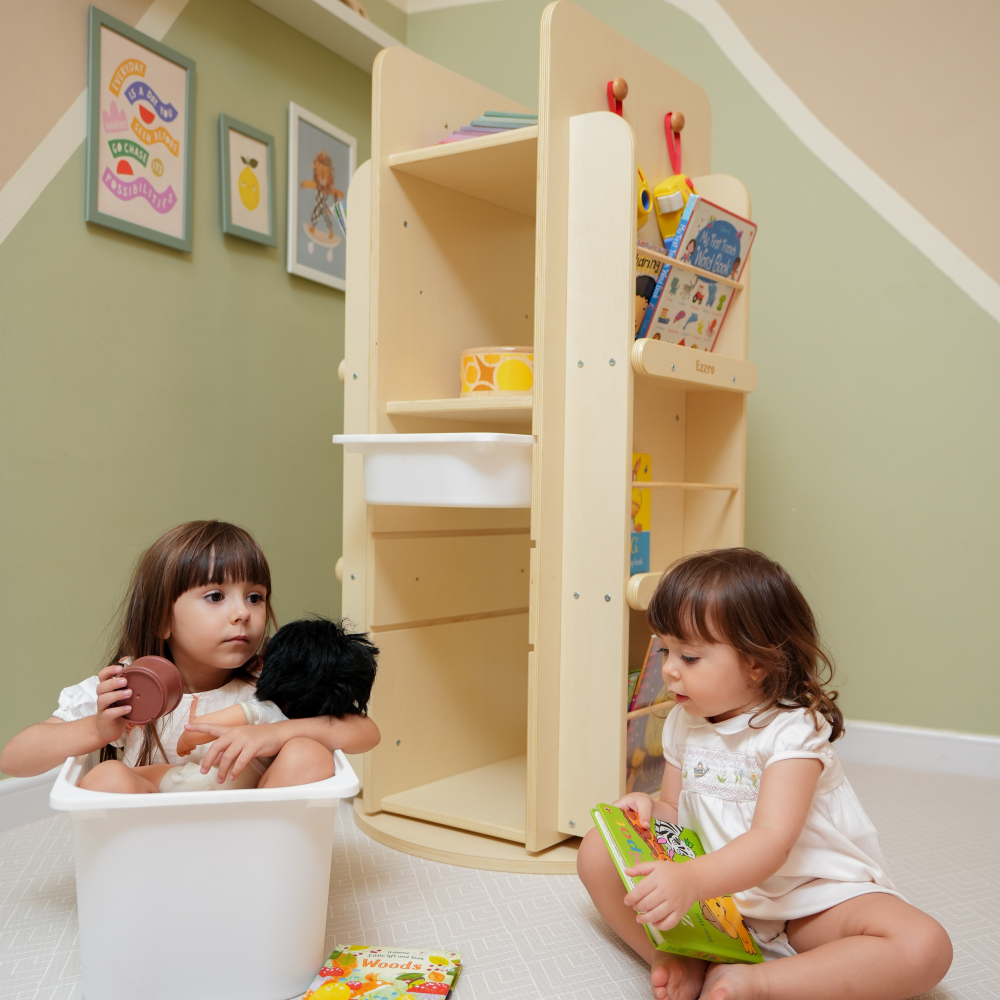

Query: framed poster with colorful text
[287,103,355,290]
[219,115,276,246]
[85,6,195,252]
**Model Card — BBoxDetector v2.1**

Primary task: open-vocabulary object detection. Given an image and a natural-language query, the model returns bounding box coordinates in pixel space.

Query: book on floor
[304,946,463,998]
[642,196,756,351]
[591,803,763,964]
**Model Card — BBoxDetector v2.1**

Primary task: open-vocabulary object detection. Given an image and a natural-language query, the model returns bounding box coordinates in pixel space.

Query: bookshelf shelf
[388,127,538,217]
[340,3,751,873]
[380,755,527,842]
[386,395,533,429]
[631,339,757,393]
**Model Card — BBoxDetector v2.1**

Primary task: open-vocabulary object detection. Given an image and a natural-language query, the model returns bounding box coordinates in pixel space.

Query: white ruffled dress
[660,704,900,924]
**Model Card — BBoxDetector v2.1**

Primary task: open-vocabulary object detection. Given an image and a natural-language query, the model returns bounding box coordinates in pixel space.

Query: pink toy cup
[121,656,184,725]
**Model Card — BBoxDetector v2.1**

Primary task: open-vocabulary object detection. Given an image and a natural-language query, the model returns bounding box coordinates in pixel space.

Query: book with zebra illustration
[591,803,762,964]
[642,196,756,351]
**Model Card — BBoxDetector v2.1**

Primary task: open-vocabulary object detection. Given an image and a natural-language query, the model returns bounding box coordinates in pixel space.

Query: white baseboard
[0,767,61,832]
[839,719,1000,780]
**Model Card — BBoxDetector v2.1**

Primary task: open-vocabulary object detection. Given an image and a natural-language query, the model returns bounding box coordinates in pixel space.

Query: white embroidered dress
[661,704,900,921]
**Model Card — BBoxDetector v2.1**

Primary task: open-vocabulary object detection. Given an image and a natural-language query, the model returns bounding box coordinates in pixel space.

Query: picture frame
[85,6,195,252]
[219,114,277,246]
[287,102,356,290]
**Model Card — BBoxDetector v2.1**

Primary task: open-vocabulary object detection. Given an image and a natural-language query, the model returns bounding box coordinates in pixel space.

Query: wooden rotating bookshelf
[338,1,757,873]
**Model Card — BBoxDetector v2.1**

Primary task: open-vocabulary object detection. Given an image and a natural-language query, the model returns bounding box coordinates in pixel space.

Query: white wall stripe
[0,0,191,248]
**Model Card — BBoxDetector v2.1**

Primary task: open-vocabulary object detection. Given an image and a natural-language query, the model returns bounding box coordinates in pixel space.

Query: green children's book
[303,946,462,999]
[591,803,763,964]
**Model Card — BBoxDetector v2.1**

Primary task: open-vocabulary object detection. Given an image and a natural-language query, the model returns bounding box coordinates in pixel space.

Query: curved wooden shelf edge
[631,339,757,393]
[352,799,579,874]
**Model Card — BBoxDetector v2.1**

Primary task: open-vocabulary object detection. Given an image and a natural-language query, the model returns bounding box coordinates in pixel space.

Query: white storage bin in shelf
[50,751,359,1000]
[333,432,534,507]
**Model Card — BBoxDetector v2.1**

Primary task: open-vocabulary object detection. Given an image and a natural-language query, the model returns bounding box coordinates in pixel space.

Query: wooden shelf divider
[635,481,739,491]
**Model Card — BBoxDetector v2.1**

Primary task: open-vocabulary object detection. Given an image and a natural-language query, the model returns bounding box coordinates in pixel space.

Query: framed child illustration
[287,103,356,290]
[219,114,277,246]
[85,6,196,252]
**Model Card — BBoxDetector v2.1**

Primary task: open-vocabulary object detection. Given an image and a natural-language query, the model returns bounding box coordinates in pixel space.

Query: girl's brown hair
[646,548,843,741]
[105,521,277,765]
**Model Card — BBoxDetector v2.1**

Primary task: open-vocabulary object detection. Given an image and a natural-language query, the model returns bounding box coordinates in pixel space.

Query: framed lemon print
[287,102,355,290]
[219,115,276,247]
[85,6,195,252]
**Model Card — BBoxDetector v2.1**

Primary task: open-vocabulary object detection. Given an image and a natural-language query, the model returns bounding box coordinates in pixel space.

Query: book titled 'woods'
[303,946,462,999]
[591,803,762,964]
[643,197,756,352]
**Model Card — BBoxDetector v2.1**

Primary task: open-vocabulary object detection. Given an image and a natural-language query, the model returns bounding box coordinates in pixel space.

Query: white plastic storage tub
[50,751,359,1000]
[333,432,533,507]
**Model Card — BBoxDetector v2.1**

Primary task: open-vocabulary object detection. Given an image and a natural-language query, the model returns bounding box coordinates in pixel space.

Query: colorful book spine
[630,452,651,575]
[591,804,763,964]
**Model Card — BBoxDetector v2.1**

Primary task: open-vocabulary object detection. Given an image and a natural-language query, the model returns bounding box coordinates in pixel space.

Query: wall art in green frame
[219,114,277,247]
[85,5,196,252]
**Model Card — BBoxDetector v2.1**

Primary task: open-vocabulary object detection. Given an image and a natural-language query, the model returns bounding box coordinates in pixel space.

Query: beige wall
[0,0,154,189]
[717,0,1000,285]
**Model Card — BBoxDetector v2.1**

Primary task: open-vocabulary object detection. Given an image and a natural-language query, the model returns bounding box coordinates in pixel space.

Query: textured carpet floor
[1,762,996,999]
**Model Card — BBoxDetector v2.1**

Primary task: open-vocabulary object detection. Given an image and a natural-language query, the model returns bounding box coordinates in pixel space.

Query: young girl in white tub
[0,520,380,790]
[576,548,952,1000]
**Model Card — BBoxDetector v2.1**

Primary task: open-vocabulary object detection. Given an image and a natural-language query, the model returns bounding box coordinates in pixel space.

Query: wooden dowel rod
[631,481,739,492]
[641,248,744,290]
[627,700,675,721]
[370,606,529,633]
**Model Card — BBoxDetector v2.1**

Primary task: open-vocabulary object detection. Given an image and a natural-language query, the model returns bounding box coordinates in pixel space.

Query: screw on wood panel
[396,740,401,746]
[578,360,584,367]
[609,358,615,366]
[352,373,358,379]
[569,819,577,827]
[350,574,356,580]
[732,376,736,382]
[605,594,611,602]
[403,221,408,227]
[574,592,580,599]
[671,364,676,371]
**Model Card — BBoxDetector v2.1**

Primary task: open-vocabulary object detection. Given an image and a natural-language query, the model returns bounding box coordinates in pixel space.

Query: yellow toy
[637,165,652,228]
[653,111,697,242]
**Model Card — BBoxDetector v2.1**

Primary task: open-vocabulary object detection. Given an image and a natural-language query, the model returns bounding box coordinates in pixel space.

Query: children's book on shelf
[626,636,672,794]
[591,803,762,964]
[635,241,665,339]
[631,452,651,576]
[437,110,537,144]
[304,946,462,999]
[640,196,757,351]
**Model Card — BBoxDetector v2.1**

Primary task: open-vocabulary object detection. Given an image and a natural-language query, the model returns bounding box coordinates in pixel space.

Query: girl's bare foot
[650,953,707,1000]
[698,962,760,1000]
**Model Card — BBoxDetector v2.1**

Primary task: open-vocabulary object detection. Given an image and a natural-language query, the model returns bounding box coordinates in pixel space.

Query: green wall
[0,0,370,763]
[408,0,1000,735]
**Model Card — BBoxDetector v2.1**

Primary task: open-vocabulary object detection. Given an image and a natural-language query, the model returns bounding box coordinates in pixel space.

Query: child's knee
[577,827,613,885]
[902,916,952,988]
[276,737,335,780]
[79,760,133,792]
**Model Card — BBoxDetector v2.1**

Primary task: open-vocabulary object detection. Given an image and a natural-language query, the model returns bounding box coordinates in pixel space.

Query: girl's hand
[624,859,699,931]
[185,723,286,782]
[93,662,133,744]
[611,791,655,829]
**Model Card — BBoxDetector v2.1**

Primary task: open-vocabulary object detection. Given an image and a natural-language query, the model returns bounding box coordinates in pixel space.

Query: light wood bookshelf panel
[631,339,757,393]
[386,395,533,429]
[363,615,528,813]
[372,532,530,627]
[381,755,528,842]
[389,127,538,218]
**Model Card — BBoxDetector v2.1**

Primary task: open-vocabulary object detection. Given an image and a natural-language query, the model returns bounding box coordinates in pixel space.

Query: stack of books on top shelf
[437,110,537,144]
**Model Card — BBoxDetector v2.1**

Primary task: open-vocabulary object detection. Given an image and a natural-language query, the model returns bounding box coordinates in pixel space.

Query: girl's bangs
[175,525,271,593]
[648,561,725,644]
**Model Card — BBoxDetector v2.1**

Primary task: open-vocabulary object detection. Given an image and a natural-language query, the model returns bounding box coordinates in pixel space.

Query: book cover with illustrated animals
[631,453,651,575]
[591,804,762,964]
[303,947,462,999]
[645,197,756,351]
[635,241,666,339]
[626,636,673,794]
